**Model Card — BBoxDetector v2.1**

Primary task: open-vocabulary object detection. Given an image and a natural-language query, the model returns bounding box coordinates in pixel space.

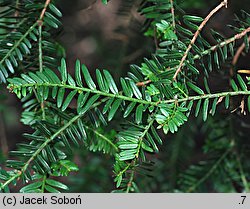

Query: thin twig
[39,0,51,21]
[136,80,152,87]
[38,0,53,119]
[173,0,228,80]
[83,125,118,152]
[39,23,45,119]
[230,35,250,77]
[193,27,250,60]
[126,161,136,193]
[41,175,47,193]
[9,82,250,107]
[39,25,43,73]
[136,26,250,87]
[170,0,176,30]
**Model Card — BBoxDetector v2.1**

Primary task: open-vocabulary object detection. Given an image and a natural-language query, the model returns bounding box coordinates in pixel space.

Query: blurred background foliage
[1,0,250,192]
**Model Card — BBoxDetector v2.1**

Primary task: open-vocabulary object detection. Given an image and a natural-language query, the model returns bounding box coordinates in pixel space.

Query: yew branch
[173,0,228,80]
[39,0,51,22]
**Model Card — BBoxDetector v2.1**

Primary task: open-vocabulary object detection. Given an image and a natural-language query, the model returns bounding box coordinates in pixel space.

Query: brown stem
[136,80,152,87]
[193,27,250,60]
[38,0,52,25]
[173,0,228,81]
[136,27,250,87]
[230,35,250,76]
[170,0,176,31]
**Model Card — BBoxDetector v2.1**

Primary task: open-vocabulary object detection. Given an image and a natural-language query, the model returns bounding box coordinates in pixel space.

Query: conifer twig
[38,0,52,119]
[136,26,250,87]
[173,0,228,80]
[39,0,51,21]
[136,80,152,87]
[192,27,250,60]
[170,0,176,30]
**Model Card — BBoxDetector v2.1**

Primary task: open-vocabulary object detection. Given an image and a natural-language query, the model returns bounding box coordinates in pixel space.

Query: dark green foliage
[0,0,62,84]
[0,0,250,193]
